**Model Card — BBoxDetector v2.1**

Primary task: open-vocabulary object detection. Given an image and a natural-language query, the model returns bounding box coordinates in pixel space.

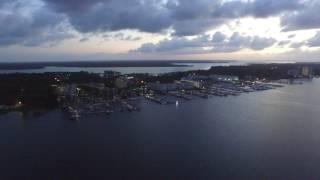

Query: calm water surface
[1,79,320,179]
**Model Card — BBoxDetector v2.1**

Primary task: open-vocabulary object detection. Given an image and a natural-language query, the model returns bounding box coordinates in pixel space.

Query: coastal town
[53,66,313,120]
[61,72,285,120]
[0,63,316,119]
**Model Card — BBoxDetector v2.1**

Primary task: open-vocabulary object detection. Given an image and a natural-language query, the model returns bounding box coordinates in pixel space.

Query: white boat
[68,107,80,120]
[70,110,80,120]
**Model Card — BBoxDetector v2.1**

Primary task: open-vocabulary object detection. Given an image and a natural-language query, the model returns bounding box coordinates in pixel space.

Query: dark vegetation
[0,72,102,107]
[137,63,320,83]
[205,63,320,80]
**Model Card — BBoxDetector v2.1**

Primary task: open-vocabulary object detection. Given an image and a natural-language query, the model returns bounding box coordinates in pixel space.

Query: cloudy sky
[0,0,320,62]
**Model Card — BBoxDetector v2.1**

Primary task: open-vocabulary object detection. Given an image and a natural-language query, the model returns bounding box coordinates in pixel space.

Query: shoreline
[0,60,231,70]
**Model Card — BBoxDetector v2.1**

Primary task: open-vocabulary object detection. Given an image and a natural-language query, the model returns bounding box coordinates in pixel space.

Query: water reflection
[0,79,319,179]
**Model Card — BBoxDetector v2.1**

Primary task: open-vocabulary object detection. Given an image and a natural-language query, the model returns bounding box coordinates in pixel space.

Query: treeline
[0,72,103,107]
[206,63,320,80]
[135,63,320,83]
[0,73,58,107]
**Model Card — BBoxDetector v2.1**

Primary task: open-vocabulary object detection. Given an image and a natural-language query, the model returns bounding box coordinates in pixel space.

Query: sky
[0,0,320,62]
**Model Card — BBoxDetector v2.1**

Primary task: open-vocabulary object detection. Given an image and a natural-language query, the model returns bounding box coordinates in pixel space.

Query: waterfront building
[301,66,313,77]
[115,77,129,89]
[288,69,300,78]
[175,81,194,90]
[103,87,117,100]
[104,71,120,79]
[179,80,202,89]
[147,82,178,93]
[66,84,78,100]
[183,74,209,81]
[85,83,105,91]
[278,79,291,84]
[210,75,239,82]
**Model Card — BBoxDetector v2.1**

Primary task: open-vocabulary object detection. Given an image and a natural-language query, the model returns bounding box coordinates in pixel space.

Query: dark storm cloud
[281,1,320,31]
[248,0,302,17]
[43,0,102,12]
[43,0,173,33]
[172,19,225,36]
[0,0,73,46]
[0,0,316,48]
[212,0,302,18]
[134,32,276,54]
[41,0,305,36]
[0,0,11,6]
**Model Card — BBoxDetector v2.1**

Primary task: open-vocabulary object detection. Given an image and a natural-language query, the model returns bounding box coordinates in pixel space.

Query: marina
[59,74,288,120]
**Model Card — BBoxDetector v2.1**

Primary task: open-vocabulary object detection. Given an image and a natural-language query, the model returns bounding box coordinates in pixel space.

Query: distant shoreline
[0,60,231,70]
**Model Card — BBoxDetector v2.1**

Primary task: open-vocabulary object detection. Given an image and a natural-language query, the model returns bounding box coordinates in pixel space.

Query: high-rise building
[301,66,312,77]
[115,77,129,89]
[104,71,120,79]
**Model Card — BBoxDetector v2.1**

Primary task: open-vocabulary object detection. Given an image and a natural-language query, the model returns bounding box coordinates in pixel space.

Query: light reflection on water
[0,79,319,179]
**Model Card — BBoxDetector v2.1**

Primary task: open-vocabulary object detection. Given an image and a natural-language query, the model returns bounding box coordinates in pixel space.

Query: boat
[67,106,80,120]
[70,110,80,120]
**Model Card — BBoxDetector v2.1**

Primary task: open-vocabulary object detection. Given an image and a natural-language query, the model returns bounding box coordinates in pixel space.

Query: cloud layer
[281,1,320,31]
[0,0,320,54]
[134,32,277,54]
[42,0,306,36]
[0,0,73,46]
